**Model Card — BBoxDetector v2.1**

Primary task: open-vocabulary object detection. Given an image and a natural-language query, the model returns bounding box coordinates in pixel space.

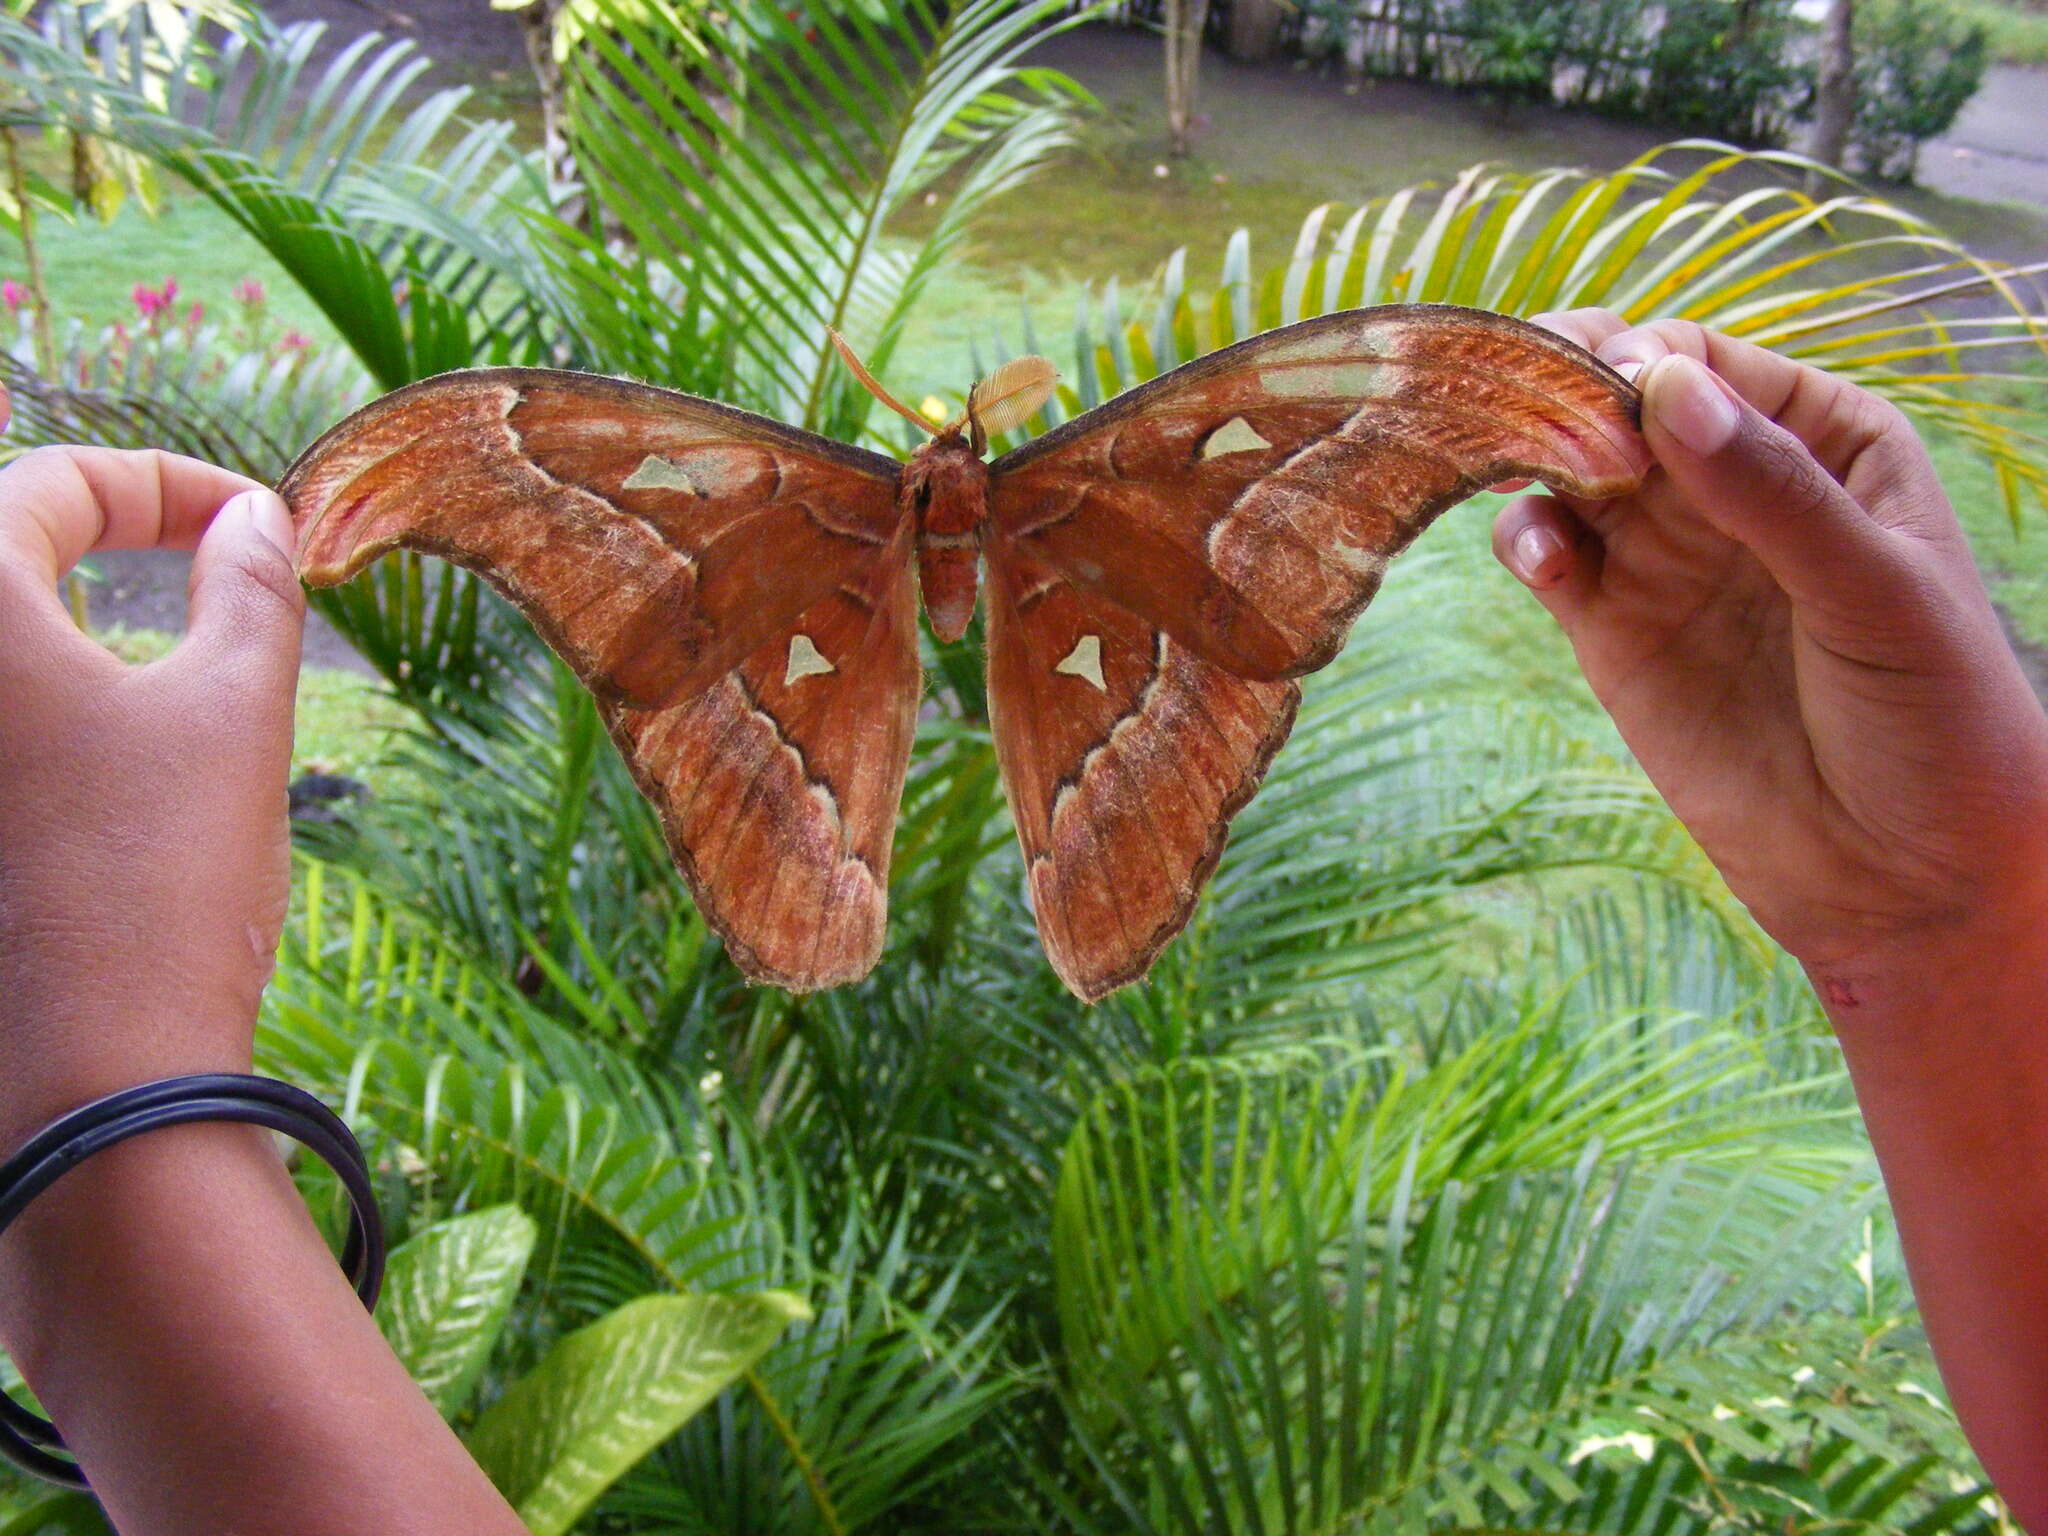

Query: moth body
[901,429,990,644]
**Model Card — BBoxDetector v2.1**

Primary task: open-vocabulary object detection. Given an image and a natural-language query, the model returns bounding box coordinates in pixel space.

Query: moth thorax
[904,434,989,644]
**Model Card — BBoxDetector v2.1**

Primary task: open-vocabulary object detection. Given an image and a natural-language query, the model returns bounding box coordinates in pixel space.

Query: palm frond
[260,855,779,1296]
[0,324,370,477]
[0,7,548,387]
[1053,1070,1980,1534]
[551,0,1086,429]
[1045,143,2048,525]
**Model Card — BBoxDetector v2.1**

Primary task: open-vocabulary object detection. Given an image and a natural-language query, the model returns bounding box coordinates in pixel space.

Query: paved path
[1928,64,2048,211]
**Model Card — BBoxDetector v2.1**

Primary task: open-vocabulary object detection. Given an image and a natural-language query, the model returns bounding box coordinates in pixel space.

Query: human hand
[0,391,306,1157]
[1490,313,2048,1003]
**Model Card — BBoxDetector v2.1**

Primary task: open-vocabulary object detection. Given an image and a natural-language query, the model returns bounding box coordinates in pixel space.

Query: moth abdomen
[905,432,991,643]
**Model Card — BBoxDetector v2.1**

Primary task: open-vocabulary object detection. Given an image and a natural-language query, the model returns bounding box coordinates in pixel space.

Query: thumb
[1637,353,1914,619]
[171,487,306,711]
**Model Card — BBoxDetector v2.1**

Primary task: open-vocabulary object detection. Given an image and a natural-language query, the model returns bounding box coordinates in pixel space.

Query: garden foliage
[1852,0,1994,181]
[2,0,2047,1530]
[1284,0,1985,177]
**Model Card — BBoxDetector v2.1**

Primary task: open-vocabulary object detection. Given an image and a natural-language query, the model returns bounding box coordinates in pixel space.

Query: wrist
[0,1120,295,1377]
[1801,896,2048,1075]
[0,1044,257,1165]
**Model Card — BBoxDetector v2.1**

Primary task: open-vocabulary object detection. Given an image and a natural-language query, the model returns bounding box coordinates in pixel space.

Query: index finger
[0,445,265,586]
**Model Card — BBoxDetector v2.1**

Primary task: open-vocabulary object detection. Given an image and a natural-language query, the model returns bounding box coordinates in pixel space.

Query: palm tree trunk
[1164,0,1213,157]
[513,0,583,224]
[1808,0,1856,191]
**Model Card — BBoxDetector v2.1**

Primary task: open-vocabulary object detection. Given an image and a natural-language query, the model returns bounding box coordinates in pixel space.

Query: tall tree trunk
[1163,0,1212,157]
[512,0,583,225]
[1224,0,1283,62]
[1808,0,1856,190]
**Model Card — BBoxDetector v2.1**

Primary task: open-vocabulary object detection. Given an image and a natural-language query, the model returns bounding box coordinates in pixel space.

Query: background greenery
[3,1,2048,1531]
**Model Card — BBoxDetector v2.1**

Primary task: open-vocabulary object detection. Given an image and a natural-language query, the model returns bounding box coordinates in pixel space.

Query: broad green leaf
[0,1495,112,1536]
[466,1290,809,1536]
[376,1204,537,1419]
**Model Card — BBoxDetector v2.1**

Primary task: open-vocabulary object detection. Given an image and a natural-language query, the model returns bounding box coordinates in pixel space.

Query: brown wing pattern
[602,526,922,990]
[280,368,904,711]
[984,528,1298,1001]
[280,367,919,992]
[982,304,1650,998]
[988,304,1650,683]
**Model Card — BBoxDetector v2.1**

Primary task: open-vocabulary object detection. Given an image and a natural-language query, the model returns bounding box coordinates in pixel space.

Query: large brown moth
[280,304,1649,1001]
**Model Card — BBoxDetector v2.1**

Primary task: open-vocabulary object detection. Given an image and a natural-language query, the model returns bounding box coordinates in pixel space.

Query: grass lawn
[13,174,344,348]
[1949,0,2048,65]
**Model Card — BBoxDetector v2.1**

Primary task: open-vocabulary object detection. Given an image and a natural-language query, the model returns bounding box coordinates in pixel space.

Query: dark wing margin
[280,367,905,712]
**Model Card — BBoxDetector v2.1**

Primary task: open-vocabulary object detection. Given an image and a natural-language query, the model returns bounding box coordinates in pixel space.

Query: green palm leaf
[553,0,1086,427]
[1046,142,2047,524]
[0,8,547,387]
[467,1288,809,1536]
[378,1205,539,1419]
[1056,1081,1977,1534]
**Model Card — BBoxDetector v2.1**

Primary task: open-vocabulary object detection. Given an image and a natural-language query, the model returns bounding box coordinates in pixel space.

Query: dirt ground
[79,10,2048,674]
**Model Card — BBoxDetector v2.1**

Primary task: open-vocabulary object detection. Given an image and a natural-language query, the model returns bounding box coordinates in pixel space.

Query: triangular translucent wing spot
[785,633,836,684]
[1055,634,1107,690]
[605,532,920,991]
[1201,417,1273,458]
[985,534,1298,1001]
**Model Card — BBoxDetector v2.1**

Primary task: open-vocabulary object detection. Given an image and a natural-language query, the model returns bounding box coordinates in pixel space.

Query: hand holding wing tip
[1491,307,2048,979]
[0,447,306,1153]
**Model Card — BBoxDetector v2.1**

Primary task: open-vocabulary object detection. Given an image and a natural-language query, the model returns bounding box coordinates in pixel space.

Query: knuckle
[1598,317,1700,367]
[1854,388,1913,447]
[8,444,88,499]
[1643,317,1713,357]
[1529,307,1617,344]
[1750,419,1836,520]
[228,542,308,620]
[13,444,69,476]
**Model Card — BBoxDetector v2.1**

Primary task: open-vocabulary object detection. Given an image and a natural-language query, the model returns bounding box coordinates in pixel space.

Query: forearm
[1811,912,2048,1521]
[0,1120,528,1536]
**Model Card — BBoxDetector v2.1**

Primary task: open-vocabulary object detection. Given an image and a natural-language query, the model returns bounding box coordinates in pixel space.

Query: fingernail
[229,488,297,559]
[1645,355,1740,456]
[1511,523,1569,588]
[1613,360,1645,385]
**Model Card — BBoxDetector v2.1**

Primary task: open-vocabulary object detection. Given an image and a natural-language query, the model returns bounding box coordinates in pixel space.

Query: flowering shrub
[0,271,322,405]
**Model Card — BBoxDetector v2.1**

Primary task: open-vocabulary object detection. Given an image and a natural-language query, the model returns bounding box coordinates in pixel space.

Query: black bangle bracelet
[0,1074,385,1489]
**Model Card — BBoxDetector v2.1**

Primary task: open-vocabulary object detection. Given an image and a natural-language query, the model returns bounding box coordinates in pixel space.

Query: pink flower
[1,279,24,313]
[280,329,311,351]
[232,278,265,307]
[185,300,204,327]
[133,278,182,321]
